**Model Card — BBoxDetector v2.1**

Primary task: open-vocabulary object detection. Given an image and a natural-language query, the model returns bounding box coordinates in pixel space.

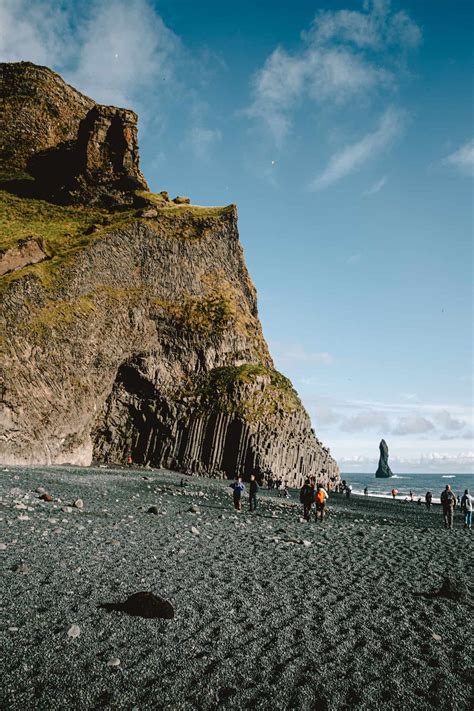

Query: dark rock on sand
[375,439,393,478]
[415,576,469,602]
[39,493,53,502]
[100,591,174,619]
[147,506,159,515]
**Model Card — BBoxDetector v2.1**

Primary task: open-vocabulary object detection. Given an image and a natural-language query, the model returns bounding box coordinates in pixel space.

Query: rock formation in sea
[0,62,340,488]
[375,439,393,478]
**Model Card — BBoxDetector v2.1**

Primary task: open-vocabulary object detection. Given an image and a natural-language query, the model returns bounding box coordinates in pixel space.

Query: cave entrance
[93,357,170,467]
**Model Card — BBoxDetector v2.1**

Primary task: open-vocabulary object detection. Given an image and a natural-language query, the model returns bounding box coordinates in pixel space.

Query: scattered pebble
[302,540,312,548]
[191,526,200,536]
[0,542,7,550]
[432,633,442,641]
[107,657,121,667]
[39,493,53,502]
[147,506,159,515]
[12,562,29,574]
[62,506,73,513]
[189,505,200,514]
[73,499,84,509]
[67,624,81,639]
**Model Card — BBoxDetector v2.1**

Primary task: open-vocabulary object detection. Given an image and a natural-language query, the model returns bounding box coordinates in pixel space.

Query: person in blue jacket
[230,476,246,511]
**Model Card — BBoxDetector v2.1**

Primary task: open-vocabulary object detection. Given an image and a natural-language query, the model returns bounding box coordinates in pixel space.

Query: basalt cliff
[0,62,339,488]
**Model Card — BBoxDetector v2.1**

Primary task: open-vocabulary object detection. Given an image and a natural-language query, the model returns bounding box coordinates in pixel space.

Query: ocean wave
[442,475,456,478]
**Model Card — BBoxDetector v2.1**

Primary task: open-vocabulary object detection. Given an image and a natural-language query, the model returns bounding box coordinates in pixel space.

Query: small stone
[12,562,29,574]
[107,657,121,667]
[189,505,200,514]
[147,506,159,515]
[36,487,46,495]
[302,540,312,548]
[62,506,73,513]
[432,633,442,641]
[67,624,81,639]
[8,627,19,632]
[191,526,200,536]
[141,207,158,218]
[0,543,7,550]
[108,539,121,546]
[73,499,84,509]
[39,493,53,502]
[18,514,30,521]
[14,502,28,510]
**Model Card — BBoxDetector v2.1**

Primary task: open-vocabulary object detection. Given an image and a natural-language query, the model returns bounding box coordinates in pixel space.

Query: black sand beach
[1,466,472,710]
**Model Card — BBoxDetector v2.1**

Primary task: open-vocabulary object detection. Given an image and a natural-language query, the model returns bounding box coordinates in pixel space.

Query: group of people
[437,485,472,530]
[299,478,329,521]
[229,476,473,531]
[229,474,329,521]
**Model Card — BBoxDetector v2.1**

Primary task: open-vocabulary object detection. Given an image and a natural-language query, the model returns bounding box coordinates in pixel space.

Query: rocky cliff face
[0,62,339,488]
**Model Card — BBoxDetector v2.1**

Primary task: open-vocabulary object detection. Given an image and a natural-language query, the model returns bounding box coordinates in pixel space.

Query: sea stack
[375,439,393,478]
[0,61,339,489]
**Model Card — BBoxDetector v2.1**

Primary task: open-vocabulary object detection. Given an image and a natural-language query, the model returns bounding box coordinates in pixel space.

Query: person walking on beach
[315,484,328,521]
[425,491,433,510]
[346,484,352,499]
[364,487,368,496]
[440,484,457,529]
[409,490,414,501]
[300,479,314,521]
[391,488,397,500]
[249,474,259,512]
[230,477,245,511]
[460,489,472,530]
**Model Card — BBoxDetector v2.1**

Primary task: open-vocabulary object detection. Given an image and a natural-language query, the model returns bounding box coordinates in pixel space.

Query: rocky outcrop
[0,238,48,276]
[28,104,148,206]
[0,62,93,179]
[375,439,393,478]
[1,62,148,206]
[0,62,339,488]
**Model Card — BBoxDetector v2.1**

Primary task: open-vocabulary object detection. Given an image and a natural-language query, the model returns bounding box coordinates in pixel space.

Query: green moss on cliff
[21,295,96,342]
[192,364,301,422]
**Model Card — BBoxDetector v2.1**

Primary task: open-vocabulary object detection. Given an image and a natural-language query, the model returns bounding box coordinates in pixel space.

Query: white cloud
[442,138,474,176]
[0,0,76,66]
[186,127,222,161]
[310,108,404,189]
[307,1,421,51]
[392,414,435,435]
[363,174,387,195]
[433,409,466,431]
[245,1,420,144]
[340,410,389,432]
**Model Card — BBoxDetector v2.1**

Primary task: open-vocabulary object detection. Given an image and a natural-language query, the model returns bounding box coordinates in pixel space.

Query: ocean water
[340,472,474,503]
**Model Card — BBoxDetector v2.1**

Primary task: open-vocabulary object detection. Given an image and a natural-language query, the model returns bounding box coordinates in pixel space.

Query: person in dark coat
[300,479,314,521]
[440,485,457,529]
[249,474,259,512]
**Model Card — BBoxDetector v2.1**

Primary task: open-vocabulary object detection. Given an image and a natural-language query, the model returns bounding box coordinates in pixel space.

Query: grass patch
[190,364,301,421]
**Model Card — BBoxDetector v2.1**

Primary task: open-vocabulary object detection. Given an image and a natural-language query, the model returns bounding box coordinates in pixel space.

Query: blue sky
[1,0,473,472]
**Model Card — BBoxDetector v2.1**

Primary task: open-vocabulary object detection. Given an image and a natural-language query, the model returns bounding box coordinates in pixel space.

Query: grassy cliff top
[0,189,235,291]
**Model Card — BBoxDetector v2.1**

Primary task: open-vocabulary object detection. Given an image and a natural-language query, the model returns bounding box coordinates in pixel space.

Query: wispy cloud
[392,414,435,435]
[363,174,388,195]
[340,409,390,432]
[272,343,334,365]
[310,108,405,190]
[442,138,474,176]
[185,127,222,161]
[245,0,420,145]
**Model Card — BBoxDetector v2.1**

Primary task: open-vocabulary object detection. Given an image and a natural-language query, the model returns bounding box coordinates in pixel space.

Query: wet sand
[1,466,472,710]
